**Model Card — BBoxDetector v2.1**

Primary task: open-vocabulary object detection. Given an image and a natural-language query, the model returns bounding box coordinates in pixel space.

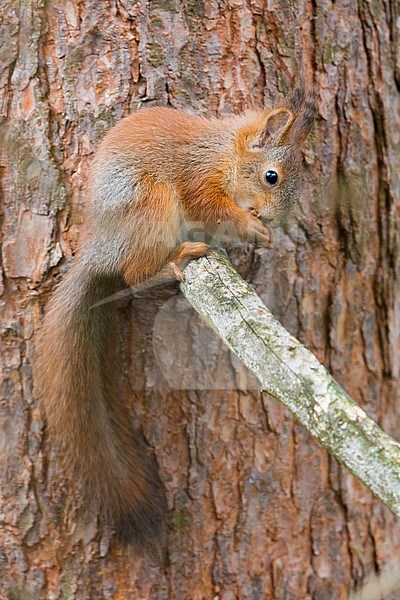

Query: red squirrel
[36,84,316,548]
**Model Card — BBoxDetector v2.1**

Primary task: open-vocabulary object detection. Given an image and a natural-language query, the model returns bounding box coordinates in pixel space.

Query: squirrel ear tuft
[251,108,295,149]
[292,91,318,143]
[285,82,318,143]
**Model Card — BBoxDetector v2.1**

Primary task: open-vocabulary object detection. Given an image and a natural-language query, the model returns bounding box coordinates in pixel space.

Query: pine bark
[0,0,399,599]
[182,250,400,518]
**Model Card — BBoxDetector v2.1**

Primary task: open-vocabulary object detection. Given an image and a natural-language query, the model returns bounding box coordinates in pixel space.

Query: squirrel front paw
[240,214,275,248]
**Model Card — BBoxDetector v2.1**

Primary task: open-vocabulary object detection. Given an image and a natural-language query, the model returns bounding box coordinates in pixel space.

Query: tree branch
[180,250,400,517]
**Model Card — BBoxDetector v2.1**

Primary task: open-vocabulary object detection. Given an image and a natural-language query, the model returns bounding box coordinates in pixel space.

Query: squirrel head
[229,85,317,227]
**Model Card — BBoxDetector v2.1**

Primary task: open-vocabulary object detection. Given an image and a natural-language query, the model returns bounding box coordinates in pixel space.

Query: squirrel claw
[170,262,185,282]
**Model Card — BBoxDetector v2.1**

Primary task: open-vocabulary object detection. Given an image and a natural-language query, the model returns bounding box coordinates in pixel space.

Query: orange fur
[36,85,317,549]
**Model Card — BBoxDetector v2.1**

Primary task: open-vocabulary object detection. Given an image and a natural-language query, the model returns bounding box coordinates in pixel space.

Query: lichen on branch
[180,250,400,517]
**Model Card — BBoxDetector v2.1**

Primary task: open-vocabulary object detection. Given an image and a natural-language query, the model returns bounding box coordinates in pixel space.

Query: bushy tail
[35,260,165,548]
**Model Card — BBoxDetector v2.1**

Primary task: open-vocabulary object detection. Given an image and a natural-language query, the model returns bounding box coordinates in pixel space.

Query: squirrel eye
[264,170,279,186]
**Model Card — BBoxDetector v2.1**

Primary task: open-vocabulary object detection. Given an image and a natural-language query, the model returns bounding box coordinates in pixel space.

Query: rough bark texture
[182,250,400,518]
[0,1,399,599]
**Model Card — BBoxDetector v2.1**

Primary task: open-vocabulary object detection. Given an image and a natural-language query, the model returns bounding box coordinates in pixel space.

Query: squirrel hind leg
[124,242,211,290]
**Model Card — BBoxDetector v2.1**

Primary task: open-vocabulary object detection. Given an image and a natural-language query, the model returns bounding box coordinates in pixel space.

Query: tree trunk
[0,1,399,599]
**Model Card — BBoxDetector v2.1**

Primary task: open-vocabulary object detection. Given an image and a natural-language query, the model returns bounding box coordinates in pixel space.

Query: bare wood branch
[180,250,400,517]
